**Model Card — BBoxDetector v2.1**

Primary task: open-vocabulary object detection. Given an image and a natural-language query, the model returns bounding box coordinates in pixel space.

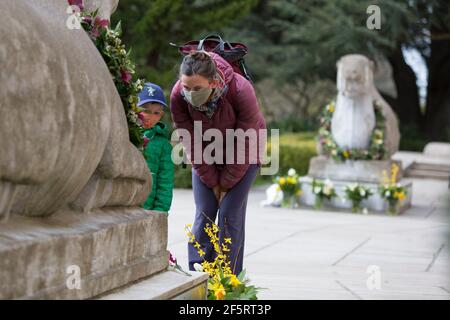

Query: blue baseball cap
[137,82,167,108]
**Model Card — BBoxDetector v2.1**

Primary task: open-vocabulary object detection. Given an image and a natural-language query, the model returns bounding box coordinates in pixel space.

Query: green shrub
[256,132,317,184]
[172,132,318,189]
[173,164,192,189]
[267,117,317,133]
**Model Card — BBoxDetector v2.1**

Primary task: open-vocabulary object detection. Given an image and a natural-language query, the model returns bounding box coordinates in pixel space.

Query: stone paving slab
[168,177,449,300]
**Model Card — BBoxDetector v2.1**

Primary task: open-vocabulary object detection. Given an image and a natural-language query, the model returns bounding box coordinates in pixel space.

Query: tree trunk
[424,29,450,140]
[387,46,423,128]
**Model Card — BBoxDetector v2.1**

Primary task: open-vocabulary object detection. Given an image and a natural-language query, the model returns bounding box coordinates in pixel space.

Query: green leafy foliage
[78,6,146,148]
[111,0,258,89]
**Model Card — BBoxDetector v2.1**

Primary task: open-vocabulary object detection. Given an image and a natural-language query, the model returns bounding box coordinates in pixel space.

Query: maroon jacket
[170,53,266,190]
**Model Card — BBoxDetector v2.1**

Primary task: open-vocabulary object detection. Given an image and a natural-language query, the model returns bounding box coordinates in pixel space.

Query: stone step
[405,168,450,180]
[409,162,450,172]
[98,270,209,300]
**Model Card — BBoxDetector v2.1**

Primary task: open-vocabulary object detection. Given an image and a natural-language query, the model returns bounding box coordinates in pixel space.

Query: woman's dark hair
[179,51,217,80]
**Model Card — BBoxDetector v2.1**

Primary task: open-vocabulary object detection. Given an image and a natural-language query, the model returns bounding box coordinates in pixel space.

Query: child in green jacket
[138,82,174,213]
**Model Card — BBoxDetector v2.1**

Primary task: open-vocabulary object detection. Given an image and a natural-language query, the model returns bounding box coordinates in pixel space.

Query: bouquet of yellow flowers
[274,168,302,208]
[379,163,407,215]
[185,222,261,300]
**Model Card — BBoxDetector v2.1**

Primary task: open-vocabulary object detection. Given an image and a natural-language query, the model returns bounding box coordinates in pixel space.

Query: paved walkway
[167,177,449,300]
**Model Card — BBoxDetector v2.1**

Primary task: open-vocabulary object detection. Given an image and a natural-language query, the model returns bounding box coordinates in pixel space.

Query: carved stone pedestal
[0,209,168,299]
[308,156,403,183]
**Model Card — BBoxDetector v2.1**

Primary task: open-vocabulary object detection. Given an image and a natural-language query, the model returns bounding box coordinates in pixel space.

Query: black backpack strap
[197,34,225,51]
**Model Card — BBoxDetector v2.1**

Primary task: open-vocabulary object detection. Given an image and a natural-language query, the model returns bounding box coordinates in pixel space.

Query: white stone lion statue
[0,0,150,221]
[328,54,400,157]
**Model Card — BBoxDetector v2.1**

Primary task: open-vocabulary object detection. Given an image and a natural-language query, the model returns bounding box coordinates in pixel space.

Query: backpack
[170,34,252,82]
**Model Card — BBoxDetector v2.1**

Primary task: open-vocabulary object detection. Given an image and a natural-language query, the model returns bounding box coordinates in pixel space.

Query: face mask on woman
[183,86,213,107]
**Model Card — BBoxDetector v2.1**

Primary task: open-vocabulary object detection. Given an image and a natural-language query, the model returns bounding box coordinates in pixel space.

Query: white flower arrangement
[312,179,337,209]
[344,183,373,213]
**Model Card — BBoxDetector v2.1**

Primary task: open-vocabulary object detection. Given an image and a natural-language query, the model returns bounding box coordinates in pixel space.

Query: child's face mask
[138,106,163,129]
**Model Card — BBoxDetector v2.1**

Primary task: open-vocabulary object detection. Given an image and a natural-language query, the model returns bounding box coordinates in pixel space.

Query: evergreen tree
[228,0,450,140]
[111,0,258,89]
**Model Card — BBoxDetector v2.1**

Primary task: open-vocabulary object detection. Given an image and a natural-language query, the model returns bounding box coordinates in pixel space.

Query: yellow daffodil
[214,284,226,300]
[229,275,242,287]
[208,280,221,291]
[287,176,296,185]
[394,191,406,201]
[279,177,286,185]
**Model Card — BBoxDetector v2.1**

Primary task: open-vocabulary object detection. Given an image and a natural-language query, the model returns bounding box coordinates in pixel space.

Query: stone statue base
[308,156,404,183]
[0,209,169,299]
[298,176,412,214]
[299,156,412,214]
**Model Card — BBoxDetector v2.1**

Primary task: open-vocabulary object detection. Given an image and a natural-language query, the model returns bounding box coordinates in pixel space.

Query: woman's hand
[218,186,229,205]
[213,185,221,204]
[213,185,229,206]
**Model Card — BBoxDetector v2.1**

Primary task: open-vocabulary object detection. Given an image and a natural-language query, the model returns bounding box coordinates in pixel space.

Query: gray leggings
[188,164,259,275]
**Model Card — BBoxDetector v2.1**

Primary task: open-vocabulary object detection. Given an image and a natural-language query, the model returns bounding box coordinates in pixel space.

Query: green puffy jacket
[141,122,174,213]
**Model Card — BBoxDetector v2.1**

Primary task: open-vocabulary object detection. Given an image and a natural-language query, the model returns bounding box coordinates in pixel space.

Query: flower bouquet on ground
[185,222,261,300]
[312,179,337,209]
[379,163,407,215]
[344,183,373,213]
[274,168,302,208]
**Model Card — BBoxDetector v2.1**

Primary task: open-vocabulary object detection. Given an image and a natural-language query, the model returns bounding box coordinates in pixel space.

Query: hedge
[172,132,318,188]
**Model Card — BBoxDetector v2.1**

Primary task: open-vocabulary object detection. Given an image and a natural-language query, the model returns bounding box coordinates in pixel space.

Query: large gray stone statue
[330,54,400,156]
[0,0,173,300]
[0,0,151,221]
[299,54,412,213]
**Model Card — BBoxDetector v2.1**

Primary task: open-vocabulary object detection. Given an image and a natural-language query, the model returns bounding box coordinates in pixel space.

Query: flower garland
[318,100,387,161]
[68,0,145,149]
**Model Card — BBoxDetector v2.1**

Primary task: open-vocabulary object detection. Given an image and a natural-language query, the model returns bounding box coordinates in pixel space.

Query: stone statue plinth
[0,209,168,299]
[298,176,412,214]
[308,156,403,183]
